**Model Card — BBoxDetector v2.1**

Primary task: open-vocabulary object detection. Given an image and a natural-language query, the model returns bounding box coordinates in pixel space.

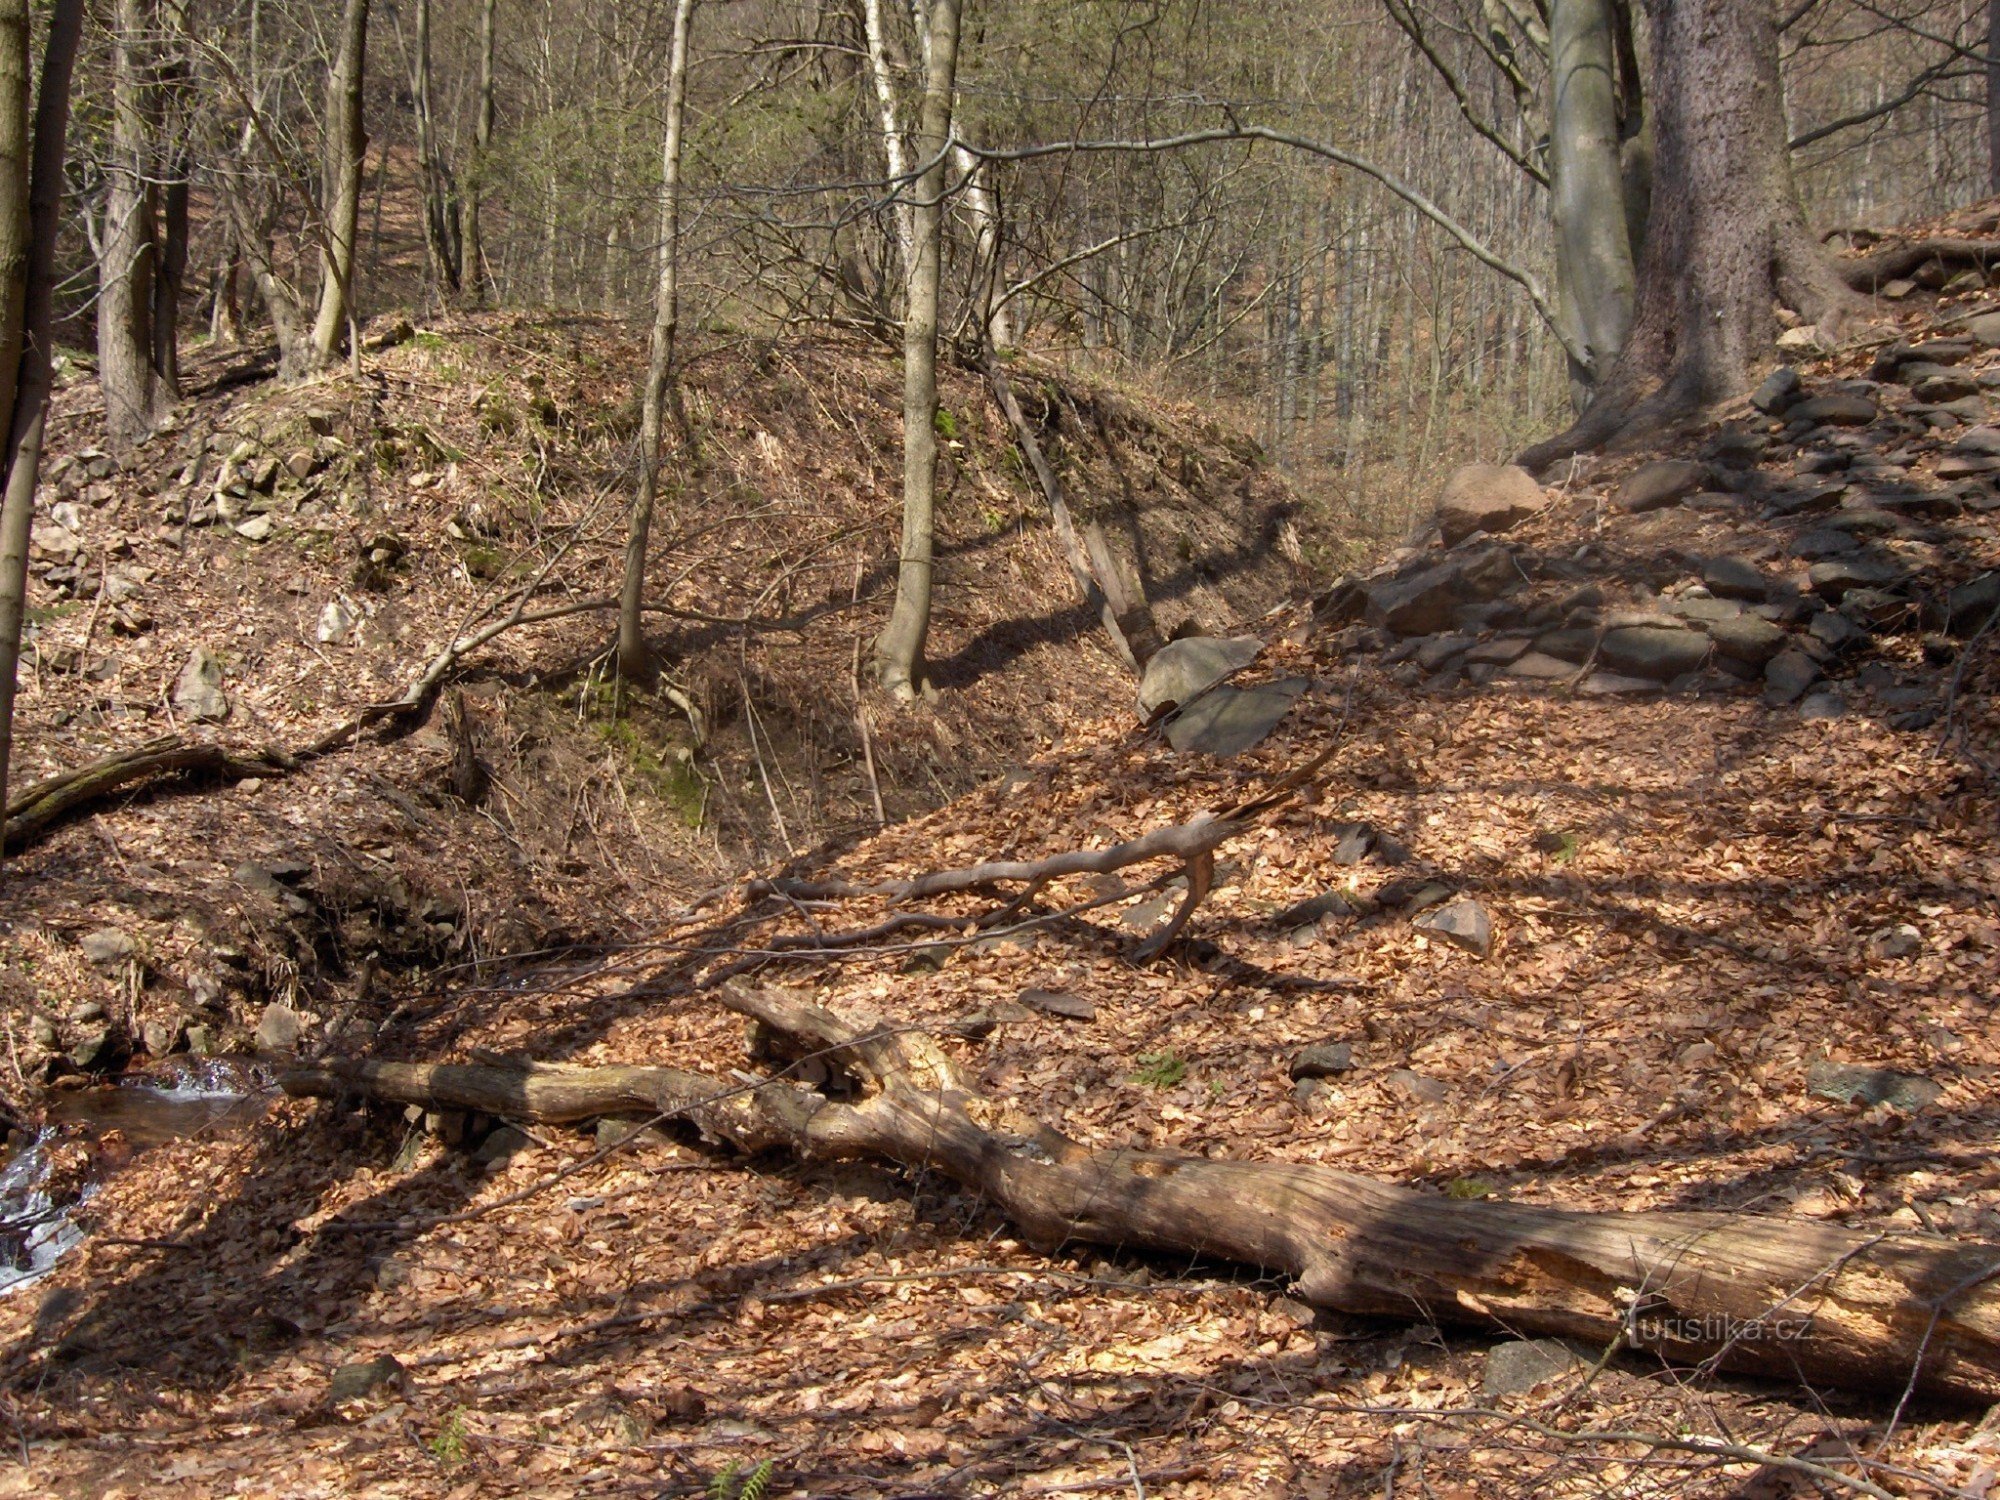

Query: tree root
[285,984,2000,1404]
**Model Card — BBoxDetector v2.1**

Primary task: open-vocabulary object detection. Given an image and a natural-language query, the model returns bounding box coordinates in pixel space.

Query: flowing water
[0,1058,270,1295]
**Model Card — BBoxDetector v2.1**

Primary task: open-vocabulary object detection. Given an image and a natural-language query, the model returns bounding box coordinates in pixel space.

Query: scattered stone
[1413,896,1492,958]
[1776,325,1829,355]
[1436,463,1547,545]
[184,1023,218,1056]
[234,515,276,541]
[1807,609,1868,652]
[1136,635,1261,717]
[305,408,339,437]
[1415,633,1474,670]
[1466,635,1532,665]
[1599,625,1709,681]
[1386,1069,1449,1103]
[1967,311,2000,347]
[1808,557,1904,600]
[473,1125,532,1165]
[1331,822,1375,866]
[1019,988,1096,1022]
[1788,527,1858,560]
[1913,369,1981,403]
[1787,393,1877,428]
[172,647,230,722]
[1506,650,1575,680]
[79,927,136,968]
[1365,561,1466,637]
[1483,1339,1583,1398]
[1880,278,1915,300]
[1955,426,2000,456]
[1665,595,1739,626]
[316,599,359,644]
[1578,671,1659,695]
[596,1117,672,1151]
[255,1003,303,1053]
[1798,690,1846,720]
[1613,459,1707,514]
[1164,677,1307,757]
[1764,649,1819,705]
[1274,890,1353,927]
[1806,1060,1941,1111]
[1289,1043,1354,1081]
[70,1023,127,1073]
[1703,613,1787,664]
[1749,367,1801,415]
[328,1355,406,1403]
[1870,923,1922,959]
[1945,573,1999,635]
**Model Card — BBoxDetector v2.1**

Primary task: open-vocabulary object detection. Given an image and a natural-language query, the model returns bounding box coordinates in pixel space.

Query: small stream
[0,1058,270,1295]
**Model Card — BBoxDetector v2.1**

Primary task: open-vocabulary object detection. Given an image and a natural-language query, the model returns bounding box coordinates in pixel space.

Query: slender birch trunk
[873,0,960,702]
[616,0,697,683]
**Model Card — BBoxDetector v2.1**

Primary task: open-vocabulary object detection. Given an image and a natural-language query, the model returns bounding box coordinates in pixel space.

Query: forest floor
[1,217,1999,1497]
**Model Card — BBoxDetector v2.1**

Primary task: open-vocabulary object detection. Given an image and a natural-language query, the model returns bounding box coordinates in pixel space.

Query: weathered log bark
[1836,236,1999,291]
[285,987,2000,1403]
[3,735,291,850]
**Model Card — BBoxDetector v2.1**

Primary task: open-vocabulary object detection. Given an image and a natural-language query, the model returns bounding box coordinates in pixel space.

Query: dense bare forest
[0,1,1997,1495]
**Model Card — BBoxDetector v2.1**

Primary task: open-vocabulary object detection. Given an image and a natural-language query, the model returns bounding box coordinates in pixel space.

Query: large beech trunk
[286,986,2000,1403]
[1520,0,1859,470]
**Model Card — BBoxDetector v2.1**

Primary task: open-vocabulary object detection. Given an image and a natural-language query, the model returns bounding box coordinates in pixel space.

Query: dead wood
[287,986,2000,1403]
[3,734,293,851]
[1839,236,1999,290]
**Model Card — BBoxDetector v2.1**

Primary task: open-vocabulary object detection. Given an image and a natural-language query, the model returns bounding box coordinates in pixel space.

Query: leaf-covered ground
[4,258,2000,1494]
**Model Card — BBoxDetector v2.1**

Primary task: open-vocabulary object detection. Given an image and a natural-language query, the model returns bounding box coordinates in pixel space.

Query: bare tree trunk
[459,0,495,303]
[0,0,26,435]
[873,0,961,702]
[1520,0,1860,469]
[98,0,175,451]
[616,0,697,684]
[1549,0,1635,407]
[1990,0,2000,196]
[861,0,915,274]
[0,0,84,852]
[309,0,370,366]
[407,0,459,302]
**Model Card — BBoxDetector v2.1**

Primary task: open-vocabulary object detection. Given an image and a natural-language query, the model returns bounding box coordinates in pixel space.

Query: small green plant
[933,405,959,440]
[428,1406,470,1466]
[412,329,450,352]
[1444,1177,1493,1201]
[1132,1051,1186,1089]
[708,1457,774,1500]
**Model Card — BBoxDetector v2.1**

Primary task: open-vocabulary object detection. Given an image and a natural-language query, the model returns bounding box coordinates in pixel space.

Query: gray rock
[596,1117,672,1150]
[1955,426,2000,456]
[1483,1339,1583,1398]
[1019,988,1096,1021]
[1788,527,1858,559]
[1163,677,1307,757]
[1807,609,1868,652]
[1805,1060,1940,1111]
[1967,311,2000,347]
[1798,690,1846,720]
[1869,923,1922,959]
[1385,1069,1449,1103]
[1911,369,1981,404]
[1764,648,1820,705]
[1415,633,1475,670]
[473,1125,532,1165]
[1946,573,2000,636]
[1365,562,1464,637]
[1436,463,1547,545]
[1703,613,1787,664]
[1331,822,1375,866]
[315,599,359,644]
[184,1024,218,1056]
[255,1003,303,1053]
[1137,635,1261,716]
[1749,366,1801,415]
[70,1023,127,1073]
[1578,671,1660,696]
[173,647,230,722]
[1613,459,1707,514]
[1289,1043,1354,1081]
[1532,628,1595,663]
[1808,558,1905,600]
[1413,896,1492,957]
[1467,635,1532,664]
[1788,394,1877,428]
[79,927,136,968]
[1599,625,1709,680]
[328,1354,406,1403]
[1506,650,1575,679]
[1666,595,1740,626]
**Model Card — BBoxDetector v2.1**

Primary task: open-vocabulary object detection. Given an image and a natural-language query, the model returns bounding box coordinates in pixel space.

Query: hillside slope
[3,245,2000,1495]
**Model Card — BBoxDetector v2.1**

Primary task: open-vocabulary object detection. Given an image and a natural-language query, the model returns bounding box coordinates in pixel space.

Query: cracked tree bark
[285,986,2000,1403]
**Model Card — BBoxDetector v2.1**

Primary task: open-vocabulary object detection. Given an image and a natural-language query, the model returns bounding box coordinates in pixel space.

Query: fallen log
[3,735,293,851]
[1840,235,1998,291]
[286,986,2000,1403]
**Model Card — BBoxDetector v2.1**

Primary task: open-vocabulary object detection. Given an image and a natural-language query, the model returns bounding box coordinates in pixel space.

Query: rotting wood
[3,734,291,850]
[285,984,2000,1403]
